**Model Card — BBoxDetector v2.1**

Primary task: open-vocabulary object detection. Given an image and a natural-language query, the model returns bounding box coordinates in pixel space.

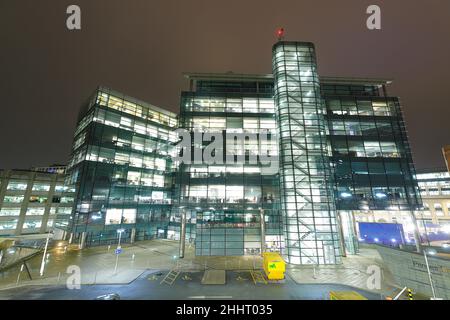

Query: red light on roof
[276,28,285,40]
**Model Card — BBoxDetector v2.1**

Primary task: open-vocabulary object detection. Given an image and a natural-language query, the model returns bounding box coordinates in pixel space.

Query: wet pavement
[0,269,383,300]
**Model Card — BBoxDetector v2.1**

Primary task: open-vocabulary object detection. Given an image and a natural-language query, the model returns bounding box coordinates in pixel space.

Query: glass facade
[273,42,341,264]
[171,77,283,256]
[323,79,423,251]
[56,41,424,266]
[55,87,178,246]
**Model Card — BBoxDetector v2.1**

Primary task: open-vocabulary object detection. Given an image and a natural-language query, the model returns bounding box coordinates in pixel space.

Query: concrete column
[79,231,86,249]
[68,232,73,244]
[130,228,136,244]
[260,208,266,256]
[40,174,57,234]
[179,209,186,258]
[15,171,35,235]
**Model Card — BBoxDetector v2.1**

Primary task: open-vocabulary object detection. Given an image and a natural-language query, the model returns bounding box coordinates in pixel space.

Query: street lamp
[113,229,125,275]
[39,232,52,277]
[423,248,438,299]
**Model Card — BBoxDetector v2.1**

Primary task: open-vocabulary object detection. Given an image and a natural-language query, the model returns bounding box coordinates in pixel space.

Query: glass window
[3,196,24,203]
[29,196,48,203]
[364,142,382,157]
[434,203,444,216]
[327,99,342,115]
[0,219,18,230]
[330,121,345,135]
[227,117,243,129]
[243,98,258,113]
[32,183,50,192]
[0,208,21,216]
[226,98,242,112]
[210,99,225,112]
[380,142,399,158]
[345,121,361,136]
[26,208,45,216]
[348,141,365,157]
[105,208,122,225]
[61,197,74,204]
[7,181,28,191]
[372,101,390,116]
[360,122,377,136]
[23,219,42,229]
[357,100,373,116]
[259,99,275,113]
[368,162,385,175]
[260,119,275,130]
[384,162,402,175]
[55,185,67,192]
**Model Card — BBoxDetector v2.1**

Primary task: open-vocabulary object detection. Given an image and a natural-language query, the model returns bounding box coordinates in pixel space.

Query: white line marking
[188,296,232,299]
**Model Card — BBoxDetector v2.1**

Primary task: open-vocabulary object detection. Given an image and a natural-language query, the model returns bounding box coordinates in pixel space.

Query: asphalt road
[0,270,382,300]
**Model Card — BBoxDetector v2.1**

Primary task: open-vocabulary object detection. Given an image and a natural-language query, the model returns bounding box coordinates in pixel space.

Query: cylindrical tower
[272,41,342,265]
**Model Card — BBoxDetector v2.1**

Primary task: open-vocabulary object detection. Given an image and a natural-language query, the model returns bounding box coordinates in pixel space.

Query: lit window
[32,183,50,192]
[0,219,18,230]
[26,208,45,216]
[0,208,21,216]
[29,196,48,203]
[7,181,27,191]
[23,219,42,229]
[3,196,24,203]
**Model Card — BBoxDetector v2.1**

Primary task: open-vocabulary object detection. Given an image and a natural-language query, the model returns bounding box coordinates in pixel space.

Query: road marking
[188,296,232,299]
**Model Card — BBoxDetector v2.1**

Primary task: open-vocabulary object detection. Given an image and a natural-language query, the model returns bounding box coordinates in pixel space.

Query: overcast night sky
[0,0,449,170]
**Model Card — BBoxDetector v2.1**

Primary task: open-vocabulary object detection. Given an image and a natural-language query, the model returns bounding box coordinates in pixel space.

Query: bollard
[408,288,413,300]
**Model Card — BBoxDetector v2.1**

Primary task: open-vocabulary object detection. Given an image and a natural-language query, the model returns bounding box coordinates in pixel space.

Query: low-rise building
[0,169,75,236]
[415,168,450,239]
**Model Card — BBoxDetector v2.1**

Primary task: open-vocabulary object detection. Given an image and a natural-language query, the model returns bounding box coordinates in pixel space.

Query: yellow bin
[329,291,368,300]
[262,252,286,280]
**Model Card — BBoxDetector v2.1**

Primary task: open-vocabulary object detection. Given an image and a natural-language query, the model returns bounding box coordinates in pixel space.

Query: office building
[0,169,74,236]
[416,169,450,238]
[55,41,424,265]
[55,87,178,247]
[171,73,282,258]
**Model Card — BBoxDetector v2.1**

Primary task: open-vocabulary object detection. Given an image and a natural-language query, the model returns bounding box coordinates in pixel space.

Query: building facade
[416,169,450,238]
[0,169,74,236]
[55,87,178,247]
[55,40,424,265]
[171,73,282,257]
[323,76,423,250]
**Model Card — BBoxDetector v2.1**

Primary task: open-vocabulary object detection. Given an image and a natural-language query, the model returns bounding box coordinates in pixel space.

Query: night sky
[1,1,449,170]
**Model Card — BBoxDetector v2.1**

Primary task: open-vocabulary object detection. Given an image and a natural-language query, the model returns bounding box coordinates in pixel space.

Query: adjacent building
[0,169,74,236]
[54,87,178,248]
[55,40,424,265]
[416,168,450,238]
